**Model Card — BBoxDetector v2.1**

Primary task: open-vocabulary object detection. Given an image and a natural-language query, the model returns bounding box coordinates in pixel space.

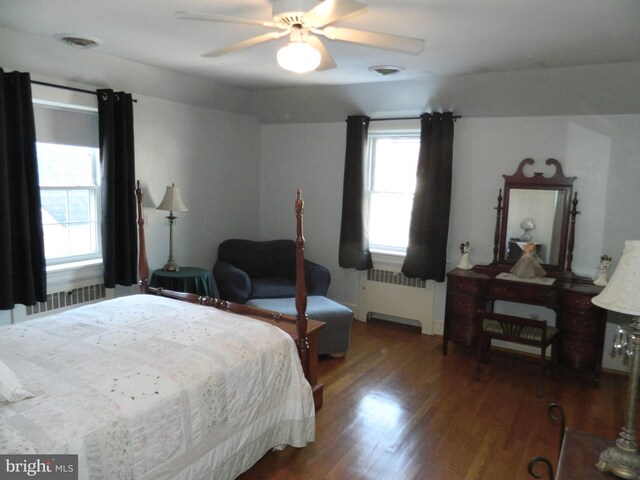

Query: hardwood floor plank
[238,318,628,480]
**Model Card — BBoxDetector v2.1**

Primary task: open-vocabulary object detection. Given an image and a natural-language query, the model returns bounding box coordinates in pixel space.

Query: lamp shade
[156,183,188,212]
[592,240,640,316]
[277,41,321,73]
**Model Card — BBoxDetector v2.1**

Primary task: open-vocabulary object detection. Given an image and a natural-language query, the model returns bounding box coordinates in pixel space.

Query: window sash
[41,186,101,264]
[36,143,102,266]
[366,131,420,254]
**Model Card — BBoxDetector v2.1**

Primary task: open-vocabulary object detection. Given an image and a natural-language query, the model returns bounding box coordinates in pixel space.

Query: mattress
[0,294,315,479]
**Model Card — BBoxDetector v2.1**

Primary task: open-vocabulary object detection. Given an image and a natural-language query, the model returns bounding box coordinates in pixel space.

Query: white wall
[0,27,252,116]
[134,94,261,274]
[1,93,261,320]
[259,122,359,306]
[259,114,640,371]
[252,62,640,124]
[1,28,262,321]
[1,27,263,263]
[3,24,640,372]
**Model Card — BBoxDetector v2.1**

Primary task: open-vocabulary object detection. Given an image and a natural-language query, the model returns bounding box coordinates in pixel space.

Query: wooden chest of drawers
[443,270,489,354]
[557,286,607,380]
[443,267,605,382]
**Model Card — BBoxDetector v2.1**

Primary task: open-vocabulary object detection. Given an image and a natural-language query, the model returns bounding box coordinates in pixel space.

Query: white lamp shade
[156,183,188,212]
[277,42,321,73]
[592,240,640,316]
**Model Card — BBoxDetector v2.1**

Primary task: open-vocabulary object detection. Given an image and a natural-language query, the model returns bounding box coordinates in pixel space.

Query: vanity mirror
[491,158,579,273]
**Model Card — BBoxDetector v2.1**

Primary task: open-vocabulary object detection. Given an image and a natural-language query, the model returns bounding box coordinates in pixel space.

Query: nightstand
[150,267,218,297]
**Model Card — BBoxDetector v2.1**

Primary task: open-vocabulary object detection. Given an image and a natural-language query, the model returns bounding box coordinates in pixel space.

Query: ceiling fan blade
[303,0,367,28]
[307,36,337,71]
[176,11,280,29]
[321,26,425,53]
[202,31,289,58]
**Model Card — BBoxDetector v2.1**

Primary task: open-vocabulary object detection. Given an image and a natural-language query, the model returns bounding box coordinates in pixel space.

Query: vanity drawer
[448,292,483,316]
[488,282,557,307]
[562,291,600,312]
[447,316,477,344]
[448,276,485,294]
[561,337,598,368]
[560,312,601,336]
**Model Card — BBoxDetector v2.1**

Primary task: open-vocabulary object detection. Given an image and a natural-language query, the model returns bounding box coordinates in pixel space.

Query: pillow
[0,359,34,403]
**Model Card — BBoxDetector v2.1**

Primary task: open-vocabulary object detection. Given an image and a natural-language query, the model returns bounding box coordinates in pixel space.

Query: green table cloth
[150,267,219,298]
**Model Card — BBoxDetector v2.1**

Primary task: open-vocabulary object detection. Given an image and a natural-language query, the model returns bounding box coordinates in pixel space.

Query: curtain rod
[31,80,138,102]
[369,114,461,122]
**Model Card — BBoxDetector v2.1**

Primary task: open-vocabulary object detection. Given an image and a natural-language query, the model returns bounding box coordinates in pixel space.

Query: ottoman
[246,296,354,356]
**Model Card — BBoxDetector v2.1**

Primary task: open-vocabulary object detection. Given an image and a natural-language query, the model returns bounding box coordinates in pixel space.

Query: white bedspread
[0,295,315,479]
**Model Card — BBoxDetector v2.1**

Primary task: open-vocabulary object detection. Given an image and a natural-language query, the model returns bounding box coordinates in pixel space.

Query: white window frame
[366,128,421,268]
[31,84,103,285]
[37,142,102,266]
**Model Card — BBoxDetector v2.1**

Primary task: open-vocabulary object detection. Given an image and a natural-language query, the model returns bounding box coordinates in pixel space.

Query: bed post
[136,181,150,293]
[294,189,311,384]
[134,183,319,405]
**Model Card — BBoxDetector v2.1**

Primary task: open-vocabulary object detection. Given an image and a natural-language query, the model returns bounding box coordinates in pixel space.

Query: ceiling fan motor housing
[272,0,319,25]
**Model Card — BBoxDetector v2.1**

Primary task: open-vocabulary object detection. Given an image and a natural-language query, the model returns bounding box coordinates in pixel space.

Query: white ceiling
[2,0,640,91]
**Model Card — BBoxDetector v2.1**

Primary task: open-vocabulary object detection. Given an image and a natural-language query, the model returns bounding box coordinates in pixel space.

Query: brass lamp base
[163,212,179,272]
[597,434,640,479]
[597,316,640,479]
[163,259,179,272]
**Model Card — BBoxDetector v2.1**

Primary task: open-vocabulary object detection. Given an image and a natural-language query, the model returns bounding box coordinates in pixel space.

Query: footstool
[246,296,354,356]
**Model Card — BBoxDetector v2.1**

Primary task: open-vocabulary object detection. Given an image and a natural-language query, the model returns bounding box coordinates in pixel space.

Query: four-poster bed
[0,184,322,479]
[135,182,324,408]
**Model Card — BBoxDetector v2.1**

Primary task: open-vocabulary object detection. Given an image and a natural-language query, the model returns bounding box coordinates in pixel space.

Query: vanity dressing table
[443,159,606,383]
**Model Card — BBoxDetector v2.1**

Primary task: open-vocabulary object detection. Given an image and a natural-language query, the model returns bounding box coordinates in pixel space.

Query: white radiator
[12,280,114,322]
[358,269,434,335]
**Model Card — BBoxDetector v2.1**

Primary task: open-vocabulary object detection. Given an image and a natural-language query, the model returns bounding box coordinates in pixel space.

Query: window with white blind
[366,131,420,256]
[33,96,101,266]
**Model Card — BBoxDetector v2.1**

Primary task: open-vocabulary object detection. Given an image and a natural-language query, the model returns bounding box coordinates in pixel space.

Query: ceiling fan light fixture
[277,41,321,73]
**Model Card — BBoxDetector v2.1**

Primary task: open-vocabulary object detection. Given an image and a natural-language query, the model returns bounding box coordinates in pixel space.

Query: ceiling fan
[176,0,425,73]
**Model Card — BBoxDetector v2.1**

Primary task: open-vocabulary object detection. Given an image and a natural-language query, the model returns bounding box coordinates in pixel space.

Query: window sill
[370,250,406,272]
[46,259,103,289]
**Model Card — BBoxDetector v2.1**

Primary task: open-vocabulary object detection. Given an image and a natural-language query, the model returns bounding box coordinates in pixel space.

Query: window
[37,143,101,264]
[32,92,101,267]
[367,132,420,255]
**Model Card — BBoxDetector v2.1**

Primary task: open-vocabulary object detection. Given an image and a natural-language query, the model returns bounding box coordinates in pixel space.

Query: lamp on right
[592,240,640,479]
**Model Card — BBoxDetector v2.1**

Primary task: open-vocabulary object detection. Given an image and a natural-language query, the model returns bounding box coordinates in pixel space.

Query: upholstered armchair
[213,239,331,304]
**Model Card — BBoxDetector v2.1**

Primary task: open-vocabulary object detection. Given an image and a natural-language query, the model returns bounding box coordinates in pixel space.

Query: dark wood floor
[239,318,628,480]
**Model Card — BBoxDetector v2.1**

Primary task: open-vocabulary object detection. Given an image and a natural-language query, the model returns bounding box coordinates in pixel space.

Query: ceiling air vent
[57,34,100,49]
[369,65,405,77]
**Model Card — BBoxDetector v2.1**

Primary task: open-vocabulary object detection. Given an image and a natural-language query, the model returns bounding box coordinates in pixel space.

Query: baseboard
[433,319,444,336]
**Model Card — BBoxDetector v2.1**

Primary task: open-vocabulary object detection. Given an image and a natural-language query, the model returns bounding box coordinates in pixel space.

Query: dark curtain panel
[98,89,137,288]
[401,112,455,282]
[339,115,373,270]
[0,69,47,309]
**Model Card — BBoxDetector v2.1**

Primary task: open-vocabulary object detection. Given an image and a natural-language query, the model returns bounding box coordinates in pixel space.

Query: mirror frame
[494,158,578,272]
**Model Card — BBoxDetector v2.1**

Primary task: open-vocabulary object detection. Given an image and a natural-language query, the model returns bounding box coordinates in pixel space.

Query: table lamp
[156,183,188,272]
[592,240,640,479]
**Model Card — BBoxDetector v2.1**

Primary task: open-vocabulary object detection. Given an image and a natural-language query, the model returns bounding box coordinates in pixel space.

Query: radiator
[12,280,114,322]
[358,269,434,335]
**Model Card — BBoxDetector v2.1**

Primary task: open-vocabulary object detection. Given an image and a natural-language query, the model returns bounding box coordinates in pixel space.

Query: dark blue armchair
[213,239,331,304]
